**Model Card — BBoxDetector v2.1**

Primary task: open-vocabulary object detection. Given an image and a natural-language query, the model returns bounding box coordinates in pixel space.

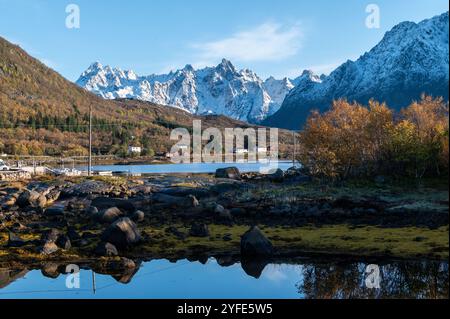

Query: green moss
[133,223,448,260]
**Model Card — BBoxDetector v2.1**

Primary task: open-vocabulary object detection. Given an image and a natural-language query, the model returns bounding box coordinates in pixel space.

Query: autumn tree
[300,95,449,180]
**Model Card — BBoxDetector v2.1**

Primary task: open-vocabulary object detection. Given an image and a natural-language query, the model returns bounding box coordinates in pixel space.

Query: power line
[0,123,137,129]
[0,260,191,296]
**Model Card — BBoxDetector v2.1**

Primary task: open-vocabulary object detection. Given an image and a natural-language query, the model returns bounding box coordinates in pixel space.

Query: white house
[235,148,248,154]
[128,146,142,154]
[256,147,267,153]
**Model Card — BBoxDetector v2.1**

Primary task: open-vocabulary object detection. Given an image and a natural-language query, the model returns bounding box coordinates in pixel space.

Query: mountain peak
[298,70,322,83]
[87,61,103,72]
[216,58,236,72]
[183,64,194,72]
[263,11,449,130]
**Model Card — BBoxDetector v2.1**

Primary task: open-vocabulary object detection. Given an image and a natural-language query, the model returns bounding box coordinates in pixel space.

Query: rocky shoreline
[1,167,448,273]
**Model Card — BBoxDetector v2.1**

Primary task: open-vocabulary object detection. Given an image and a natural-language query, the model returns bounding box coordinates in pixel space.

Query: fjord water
[1,258,448,299]
[83,161,295,174]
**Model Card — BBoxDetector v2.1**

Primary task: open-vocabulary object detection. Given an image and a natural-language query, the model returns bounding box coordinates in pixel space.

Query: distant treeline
[0,113,156,157]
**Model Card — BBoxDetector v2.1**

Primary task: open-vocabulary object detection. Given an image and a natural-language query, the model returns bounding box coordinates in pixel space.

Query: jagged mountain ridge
[76,59,296,123]
[263,11,449,129]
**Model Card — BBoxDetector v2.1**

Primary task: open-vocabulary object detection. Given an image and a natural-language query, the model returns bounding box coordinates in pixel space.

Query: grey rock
[267,168,284,182]
[16,190,47,208]
[97,207,124,223]
[85,206,99,215]
[101,217,141,249]
[152,193,199,208]
[214,204,225,214]
[240,226,274,257]
[44,205,65,217]
[40,241,59,255]
[215,167,241,180]
[131,210,145,223]
[189,223,210,237]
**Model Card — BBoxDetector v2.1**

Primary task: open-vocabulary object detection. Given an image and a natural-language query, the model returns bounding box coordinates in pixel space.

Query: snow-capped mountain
[264,11,450,129]
[76,59,295,123]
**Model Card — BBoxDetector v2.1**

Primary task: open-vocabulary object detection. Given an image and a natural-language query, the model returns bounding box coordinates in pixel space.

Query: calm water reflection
[0,258,448,299]
[82,161,295,174]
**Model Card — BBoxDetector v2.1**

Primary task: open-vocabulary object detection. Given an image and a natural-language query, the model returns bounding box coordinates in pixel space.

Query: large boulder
[215,167,241,180]
[214,204,225,214]
[85,206,99,215]
[267,168,285,182]
[189,223,210,237]
[39,228,71,251]
[96,207,124,223]
[101,218,141,249]
[152,193,199,208]
[131,210,145,223]
[16,190,47,208]
[240,226,274,257]
[44,205,65,217]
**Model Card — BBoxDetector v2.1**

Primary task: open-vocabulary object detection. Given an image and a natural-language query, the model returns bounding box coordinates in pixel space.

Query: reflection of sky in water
[0,259,304,299]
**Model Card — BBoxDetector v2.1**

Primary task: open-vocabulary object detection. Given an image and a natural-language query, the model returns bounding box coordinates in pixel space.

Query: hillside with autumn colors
[0,36,292,157]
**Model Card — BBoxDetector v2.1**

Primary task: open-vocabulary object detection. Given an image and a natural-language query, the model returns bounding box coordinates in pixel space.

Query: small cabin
[128,146,142,154]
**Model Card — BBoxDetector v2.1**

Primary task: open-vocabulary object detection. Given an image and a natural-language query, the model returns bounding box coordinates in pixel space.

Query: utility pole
[92,270,96,294]
[292,130,296,167]
[88,105,92,177]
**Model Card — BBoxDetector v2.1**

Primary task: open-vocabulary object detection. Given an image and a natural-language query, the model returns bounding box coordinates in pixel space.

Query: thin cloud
[191,22,303,64]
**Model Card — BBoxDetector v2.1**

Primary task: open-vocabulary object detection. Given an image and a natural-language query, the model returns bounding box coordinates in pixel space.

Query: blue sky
[0,0,448,81]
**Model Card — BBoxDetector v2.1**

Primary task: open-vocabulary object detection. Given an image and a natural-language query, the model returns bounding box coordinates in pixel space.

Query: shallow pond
[80,161,295,174]
[1,258,447,299]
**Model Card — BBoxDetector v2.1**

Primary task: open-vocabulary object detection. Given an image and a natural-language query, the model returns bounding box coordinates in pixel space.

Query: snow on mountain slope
[263,11,449,130]
[76,59,294,123]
